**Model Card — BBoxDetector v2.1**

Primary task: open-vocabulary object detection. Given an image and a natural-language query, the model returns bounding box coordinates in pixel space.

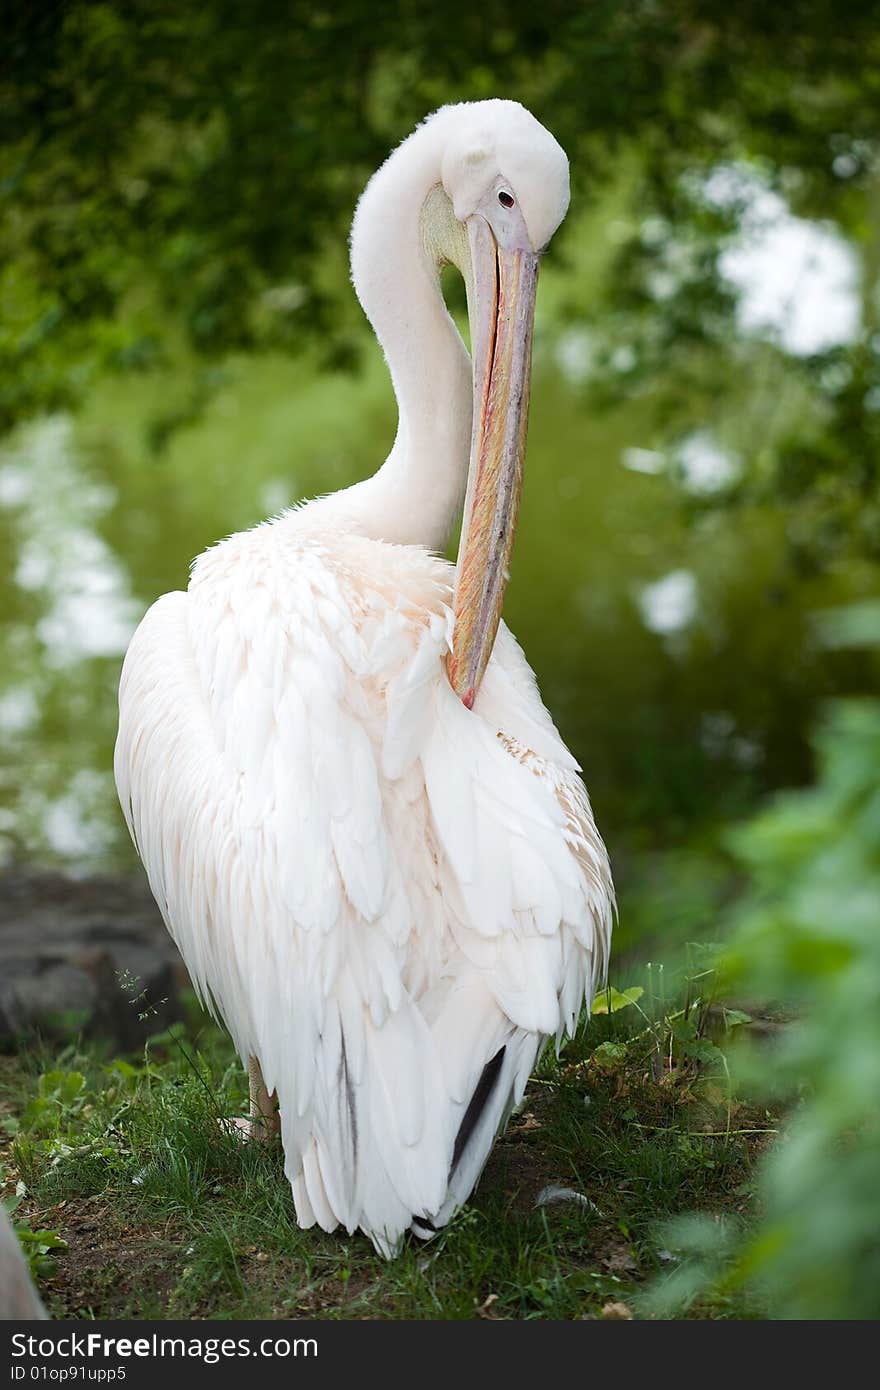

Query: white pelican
[115,100,614,1256]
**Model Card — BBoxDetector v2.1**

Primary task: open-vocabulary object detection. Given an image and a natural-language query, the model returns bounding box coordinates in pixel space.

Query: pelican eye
[498,190,515,209]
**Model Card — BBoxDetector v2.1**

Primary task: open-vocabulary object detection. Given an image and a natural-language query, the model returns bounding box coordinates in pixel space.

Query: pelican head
[350,101,570,708]
[436,103,570,707]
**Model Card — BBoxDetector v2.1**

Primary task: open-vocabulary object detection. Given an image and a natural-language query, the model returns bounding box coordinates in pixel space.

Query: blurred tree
[645,613,880,1317]
[1,0,879,865]
[3,3,879,425]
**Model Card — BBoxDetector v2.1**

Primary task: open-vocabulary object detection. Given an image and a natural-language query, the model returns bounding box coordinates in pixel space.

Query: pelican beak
[447,214,539,709]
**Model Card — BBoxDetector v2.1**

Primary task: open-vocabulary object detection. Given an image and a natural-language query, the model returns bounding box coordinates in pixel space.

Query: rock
[0,1207,46,1319]
[0,870,184,1051]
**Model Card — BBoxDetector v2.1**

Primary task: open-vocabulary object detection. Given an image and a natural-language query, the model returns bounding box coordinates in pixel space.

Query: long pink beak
[447,217,539,709]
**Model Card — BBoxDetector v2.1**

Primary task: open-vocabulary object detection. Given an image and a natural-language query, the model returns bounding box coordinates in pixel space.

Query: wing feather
[115,522,614,1254]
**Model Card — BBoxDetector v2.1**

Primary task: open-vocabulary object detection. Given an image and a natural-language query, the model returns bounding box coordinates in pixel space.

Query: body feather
[115,512,613,1256]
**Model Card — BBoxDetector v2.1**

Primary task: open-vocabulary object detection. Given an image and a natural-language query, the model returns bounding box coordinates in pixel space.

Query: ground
[0,1001,776,1321]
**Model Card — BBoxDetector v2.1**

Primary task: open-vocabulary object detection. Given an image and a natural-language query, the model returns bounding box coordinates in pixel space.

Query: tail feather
[285,962,576,1254]
[421,1028,543,1237]
[450,1045,506,1175]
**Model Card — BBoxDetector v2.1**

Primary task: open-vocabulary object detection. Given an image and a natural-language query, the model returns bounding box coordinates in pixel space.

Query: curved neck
[313,121,473,552]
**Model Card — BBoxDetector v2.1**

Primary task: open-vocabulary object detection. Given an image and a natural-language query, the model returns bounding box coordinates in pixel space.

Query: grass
[0,978,777,1320]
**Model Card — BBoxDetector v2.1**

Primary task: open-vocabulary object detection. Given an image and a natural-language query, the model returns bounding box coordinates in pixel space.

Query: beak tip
[462,687,476,711]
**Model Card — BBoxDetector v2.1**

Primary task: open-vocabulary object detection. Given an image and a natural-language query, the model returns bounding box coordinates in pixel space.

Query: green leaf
[38,1070,87,1106]
[722,1009,752,1029]
[30,1231,68,1253]
[591,986,644,1015]
[590,1041,629,1069]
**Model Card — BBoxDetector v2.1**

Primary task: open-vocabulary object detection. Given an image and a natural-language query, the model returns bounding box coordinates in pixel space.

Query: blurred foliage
[2,5,880,1320]
[3,1,880,568]
[2,0,880,880]
[646,612,880,1319]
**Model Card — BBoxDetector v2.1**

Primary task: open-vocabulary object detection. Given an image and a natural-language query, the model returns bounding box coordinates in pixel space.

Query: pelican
[115,100,614,1256]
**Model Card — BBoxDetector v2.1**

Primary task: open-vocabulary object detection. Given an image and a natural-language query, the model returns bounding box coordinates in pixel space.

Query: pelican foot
[220,1114,279,1143]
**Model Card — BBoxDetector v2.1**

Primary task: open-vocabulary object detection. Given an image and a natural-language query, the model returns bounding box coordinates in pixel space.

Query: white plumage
[115,100,613,1256]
